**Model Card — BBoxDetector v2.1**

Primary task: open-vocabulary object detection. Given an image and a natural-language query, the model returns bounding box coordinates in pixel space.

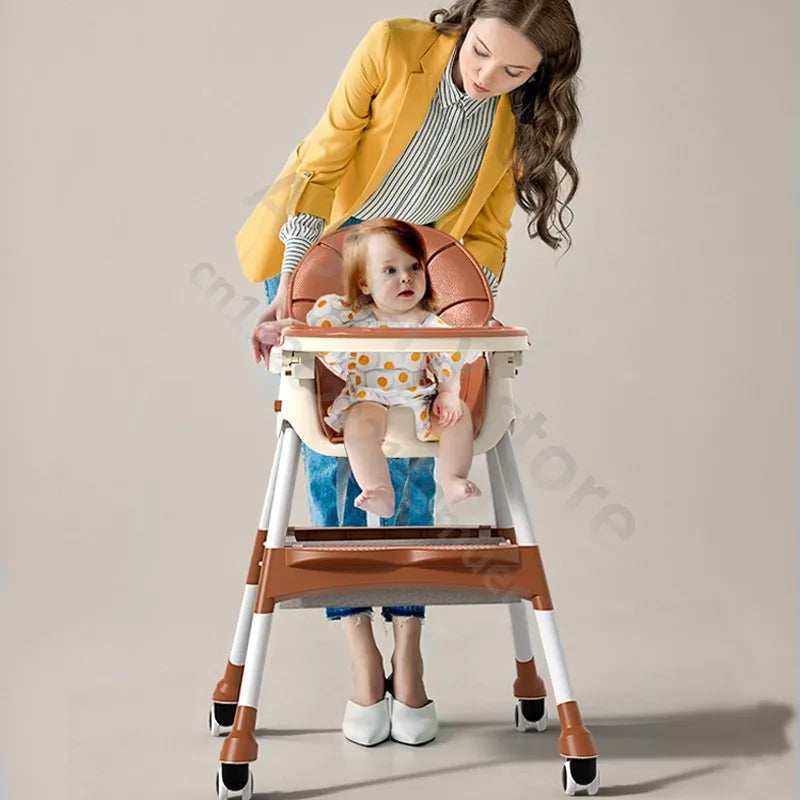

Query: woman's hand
[252,275,290,364]
[432,391,463,428]
[253,315,309,368]
[252,320,285,366]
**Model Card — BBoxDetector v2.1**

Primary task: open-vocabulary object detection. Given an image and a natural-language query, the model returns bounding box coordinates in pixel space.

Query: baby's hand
[432,391,462,428]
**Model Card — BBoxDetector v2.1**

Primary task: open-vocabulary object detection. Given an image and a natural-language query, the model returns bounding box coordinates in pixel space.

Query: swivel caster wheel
[216,764,253,800]
[562,758,599,796]
[514,698,547,732]
[208,702,236,737]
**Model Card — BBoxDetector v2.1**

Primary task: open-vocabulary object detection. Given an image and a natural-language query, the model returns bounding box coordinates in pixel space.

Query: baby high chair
[209,226,599,798]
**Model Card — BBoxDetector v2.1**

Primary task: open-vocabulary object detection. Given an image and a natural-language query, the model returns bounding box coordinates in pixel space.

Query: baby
[256,218,481,517]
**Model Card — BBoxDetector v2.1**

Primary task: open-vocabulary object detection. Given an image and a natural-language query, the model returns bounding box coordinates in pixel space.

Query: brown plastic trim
[247,529,268,585]
[556,701,598,758]
[531,595,553,611]
[525,544,553,610]
[282,325,528,339]
[219,706,258,764]
[285,546,520,569]
[252,540,552,609]
[254,593,276,615]
[514,658,547,699]
[213,662,244,704]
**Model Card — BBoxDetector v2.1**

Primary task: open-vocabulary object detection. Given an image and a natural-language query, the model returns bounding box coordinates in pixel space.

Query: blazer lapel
[450,94,516,236]
[353,33,457,210]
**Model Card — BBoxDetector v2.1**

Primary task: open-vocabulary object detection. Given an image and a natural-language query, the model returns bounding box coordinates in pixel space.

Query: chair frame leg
[495,432,596,759]
[212,431,286,717]
[219,426,301,765]
[487,446,547,701]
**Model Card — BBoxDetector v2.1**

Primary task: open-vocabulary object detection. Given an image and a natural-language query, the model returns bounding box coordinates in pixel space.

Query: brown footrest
[257,543,552,609]
[285,544,519,571]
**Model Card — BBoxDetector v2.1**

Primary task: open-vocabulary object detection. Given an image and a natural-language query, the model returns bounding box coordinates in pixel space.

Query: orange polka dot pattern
[304,293,479,442]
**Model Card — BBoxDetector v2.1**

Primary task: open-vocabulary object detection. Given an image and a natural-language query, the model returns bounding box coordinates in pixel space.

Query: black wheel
[514,698,547,732]
[214,702,237,727]
[209,703,236,736]
[562,758,599,796]
[520,698,545,722]
[216,764,253,799]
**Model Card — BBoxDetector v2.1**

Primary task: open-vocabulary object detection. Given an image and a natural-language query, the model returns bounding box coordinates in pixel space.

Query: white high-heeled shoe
[389,698,438,745]
[342,686,391,746]
[386,675,438,745]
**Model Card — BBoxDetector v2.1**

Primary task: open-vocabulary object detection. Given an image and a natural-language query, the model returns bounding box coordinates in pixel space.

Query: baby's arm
[431,374,463,428]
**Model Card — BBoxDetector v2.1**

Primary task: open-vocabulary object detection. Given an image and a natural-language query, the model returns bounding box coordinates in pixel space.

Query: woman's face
[457,16,543,99]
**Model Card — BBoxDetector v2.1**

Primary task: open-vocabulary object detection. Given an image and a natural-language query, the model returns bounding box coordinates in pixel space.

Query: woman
[238,0,582,746]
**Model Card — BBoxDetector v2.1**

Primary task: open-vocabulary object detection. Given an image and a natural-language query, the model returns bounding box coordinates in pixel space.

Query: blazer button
[303,171,311,177]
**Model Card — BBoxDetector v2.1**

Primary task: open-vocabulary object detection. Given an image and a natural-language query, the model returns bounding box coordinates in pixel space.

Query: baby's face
[359,234,427,315]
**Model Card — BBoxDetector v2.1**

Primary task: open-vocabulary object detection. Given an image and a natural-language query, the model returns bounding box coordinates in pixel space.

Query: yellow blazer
[236,18,516,283]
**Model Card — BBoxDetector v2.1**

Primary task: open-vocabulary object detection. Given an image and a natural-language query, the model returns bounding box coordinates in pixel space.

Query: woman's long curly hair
[431,0,582,250]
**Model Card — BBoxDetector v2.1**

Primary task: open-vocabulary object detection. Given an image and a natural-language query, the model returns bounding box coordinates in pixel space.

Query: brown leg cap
[213,662,244,703]
[557,701,598,758]
[219,706,258,763]
[513,658,546,699]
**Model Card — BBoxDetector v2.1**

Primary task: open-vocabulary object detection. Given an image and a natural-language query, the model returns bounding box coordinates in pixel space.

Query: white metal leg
[265,426,301,548]
[497,430,577,705]
[258,428,285,530]
[495,431,538,546]
[237,614,274,707]
[227,431,286,666]
[236,427,301,708]
[486,445,513,527]
[230,585,260,666]
[508,602,535,663]
[534,610,574,704]
[488,445,534,662]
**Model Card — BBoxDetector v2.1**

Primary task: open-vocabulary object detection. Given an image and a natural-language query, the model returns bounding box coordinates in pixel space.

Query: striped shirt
[277,46,503,297]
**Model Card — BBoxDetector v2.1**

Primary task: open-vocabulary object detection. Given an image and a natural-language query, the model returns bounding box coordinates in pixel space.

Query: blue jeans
[266,216,433,621]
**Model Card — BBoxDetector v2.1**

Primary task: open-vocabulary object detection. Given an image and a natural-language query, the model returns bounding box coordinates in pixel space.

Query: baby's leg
[431,400,481,506]
[343,401,395,518]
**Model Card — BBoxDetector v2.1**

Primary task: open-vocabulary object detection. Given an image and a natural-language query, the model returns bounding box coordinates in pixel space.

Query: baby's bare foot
[354,486,395,518]
[443,478,482,507]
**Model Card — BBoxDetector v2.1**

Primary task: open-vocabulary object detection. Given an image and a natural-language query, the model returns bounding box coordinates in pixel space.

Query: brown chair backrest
[287,224,492,442]
[288,225,493,324]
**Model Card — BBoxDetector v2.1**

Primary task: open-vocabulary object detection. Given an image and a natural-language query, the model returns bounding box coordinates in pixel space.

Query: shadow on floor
[565,702,794,760]
[440,700,795,760]
[252,763,726,799]
[248,701,793,798]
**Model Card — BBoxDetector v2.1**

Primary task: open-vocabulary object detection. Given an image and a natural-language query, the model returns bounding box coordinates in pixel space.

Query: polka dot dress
[305,294,478,441]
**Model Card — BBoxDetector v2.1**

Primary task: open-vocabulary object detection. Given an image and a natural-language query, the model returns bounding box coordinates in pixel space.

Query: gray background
[1,0,797,798]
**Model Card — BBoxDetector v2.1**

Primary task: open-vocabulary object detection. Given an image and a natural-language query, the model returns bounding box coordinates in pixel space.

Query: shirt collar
[439,45,496,116]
